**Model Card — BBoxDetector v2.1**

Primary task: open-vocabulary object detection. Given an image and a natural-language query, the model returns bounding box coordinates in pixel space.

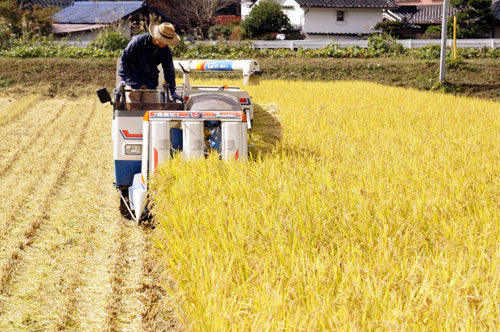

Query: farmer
[117,22,182,104]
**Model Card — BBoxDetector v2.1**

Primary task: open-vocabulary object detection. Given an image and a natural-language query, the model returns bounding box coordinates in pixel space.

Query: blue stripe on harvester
[115,160,142,186]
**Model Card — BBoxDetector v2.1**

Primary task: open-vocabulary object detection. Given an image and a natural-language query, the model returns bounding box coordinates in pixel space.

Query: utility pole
[439,0,449,83]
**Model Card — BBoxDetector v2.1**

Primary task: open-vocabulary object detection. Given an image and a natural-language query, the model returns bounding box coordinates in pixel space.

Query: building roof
[493,0,500,20]
[52,23,108,34]
[387,1,500,27]
[295,0,397,8]
[53,1,174,25]
[20,0,73,10]
[385,4,458,25]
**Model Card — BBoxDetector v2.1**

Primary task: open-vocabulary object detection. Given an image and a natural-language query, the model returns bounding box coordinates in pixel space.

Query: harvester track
[140,237,170,331]
[104,214,130,332]
[0,99,94,294]
[0,96,163,331]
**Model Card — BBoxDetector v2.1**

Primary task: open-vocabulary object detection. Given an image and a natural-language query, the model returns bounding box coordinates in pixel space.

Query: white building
[242,0,397,40]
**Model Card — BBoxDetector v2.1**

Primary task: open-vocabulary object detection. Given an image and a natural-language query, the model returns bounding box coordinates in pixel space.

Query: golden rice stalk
[249,103,283,157]
[150,79,500,332]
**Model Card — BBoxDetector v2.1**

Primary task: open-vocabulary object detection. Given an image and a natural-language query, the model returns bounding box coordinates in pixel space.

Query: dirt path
[0,96,166,331]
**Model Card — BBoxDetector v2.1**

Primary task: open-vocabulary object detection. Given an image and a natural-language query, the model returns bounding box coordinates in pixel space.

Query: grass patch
[0,57,500,100]
[0,77,15,88]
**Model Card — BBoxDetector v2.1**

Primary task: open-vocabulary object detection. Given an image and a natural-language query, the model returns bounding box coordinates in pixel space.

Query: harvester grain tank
[97,59,262,223]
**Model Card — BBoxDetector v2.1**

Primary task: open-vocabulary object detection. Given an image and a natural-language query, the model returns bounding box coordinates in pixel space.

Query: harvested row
[104,215,131,332]
[0,99,76,234]
[0,95,38,127]
[0,100,65,178]
[0,97,15,111]
[0,99,88,250]
[0,97,60,144]
[140,238,174,332]
[0,98,94,295]
[0,96,153,331]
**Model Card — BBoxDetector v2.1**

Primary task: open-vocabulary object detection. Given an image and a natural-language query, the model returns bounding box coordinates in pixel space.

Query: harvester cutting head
[98,59,261,223]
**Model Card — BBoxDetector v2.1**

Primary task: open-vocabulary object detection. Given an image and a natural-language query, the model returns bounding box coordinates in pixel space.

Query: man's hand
[116,79,126,91]
[171,91,183,102]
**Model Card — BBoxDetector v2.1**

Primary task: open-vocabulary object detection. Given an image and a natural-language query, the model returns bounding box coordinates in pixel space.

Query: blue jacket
[118,33,176,91]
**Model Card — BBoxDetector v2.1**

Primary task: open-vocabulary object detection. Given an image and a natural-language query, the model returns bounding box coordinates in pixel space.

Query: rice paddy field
[0,78,499,331]
[0,96,169,331]
[151,79,500,331]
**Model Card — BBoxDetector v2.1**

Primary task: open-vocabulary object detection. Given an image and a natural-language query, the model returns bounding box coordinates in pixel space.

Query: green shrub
[241,2,291,38]
[0,34,121,58]
[422,25,442,39]
[412,44,442,59]
[262,33,276,40]
[1,32,499,60]
[284,31,305,40]
[87,30,129,52]
[368,33,406,56]
[373,21,404,36]
[208,25,232,40]
[171,36,189,57]
[0,23,11,46]
[230,26,243,41]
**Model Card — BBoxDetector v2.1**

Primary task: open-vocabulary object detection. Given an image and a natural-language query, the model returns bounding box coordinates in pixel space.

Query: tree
[0,0,22,34]
[373,21,404,36]
[241,1,291,38]
[0,0,55,36]
[450,0,494,38]
[146,0,239,38]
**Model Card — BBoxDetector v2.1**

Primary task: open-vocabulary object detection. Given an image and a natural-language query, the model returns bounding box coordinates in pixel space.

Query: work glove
[171,91,183,103]
[116,79,126,91]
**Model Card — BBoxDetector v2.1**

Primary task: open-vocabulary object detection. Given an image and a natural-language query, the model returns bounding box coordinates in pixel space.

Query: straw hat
[149,22,180,46]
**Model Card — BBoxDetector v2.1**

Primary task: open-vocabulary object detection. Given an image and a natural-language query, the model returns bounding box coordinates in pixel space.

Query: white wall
[277,0,304,30]
[396,0,441,4]
[60,30,99,43]
[241,0,253,18]
[305,34,365,41]
[303,8,383,35]
[56,19,132,43]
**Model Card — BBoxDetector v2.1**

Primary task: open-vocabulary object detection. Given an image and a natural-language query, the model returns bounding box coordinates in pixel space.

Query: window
[337,11,344,22]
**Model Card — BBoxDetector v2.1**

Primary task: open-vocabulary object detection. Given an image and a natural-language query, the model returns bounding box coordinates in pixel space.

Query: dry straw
[249,103,282,157]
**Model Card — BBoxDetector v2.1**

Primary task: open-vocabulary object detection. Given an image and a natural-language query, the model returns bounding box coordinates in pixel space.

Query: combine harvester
[98,59,261,223]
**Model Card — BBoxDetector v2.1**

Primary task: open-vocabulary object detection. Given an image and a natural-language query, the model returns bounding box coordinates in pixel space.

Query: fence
[61,38,500,50]
[250,39,500,50]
